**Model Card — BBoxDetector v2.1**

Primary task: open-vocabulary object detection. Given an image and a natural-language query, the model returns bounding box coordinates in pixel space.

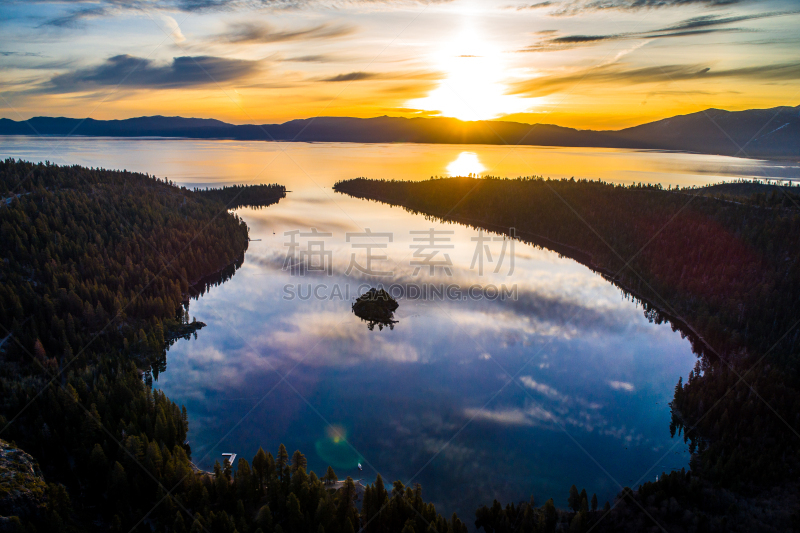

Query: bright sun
[408,23,537,121]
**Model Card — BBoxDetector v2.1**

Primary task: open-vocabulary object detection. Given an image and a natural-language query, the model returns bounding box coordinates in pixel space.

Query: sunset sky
[1,0,799,129]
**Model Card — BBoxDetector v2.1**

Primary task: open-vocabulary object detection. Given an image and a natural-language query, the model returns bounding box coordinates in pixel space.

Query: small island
[351,288,399,330]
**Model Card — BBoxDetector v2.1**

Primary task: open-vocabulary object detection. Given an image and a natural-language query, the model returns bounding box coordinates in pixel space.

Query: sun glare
[447,151,485,176]
[408,23,536,121]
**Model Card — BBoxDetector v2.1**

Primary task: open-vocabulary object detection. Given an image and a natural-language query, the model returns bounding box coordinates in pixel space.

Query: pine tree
[325,466,338,486]
[543,499,558,533]
[401,518,416,533]
[256,504,273,532]
[292,449,307,473]
[569,511,586,533]
[253,447,268,494]
[287,493,305,531]
[278,444,289,484]
[173,512,186,533]
[568,485,580,512]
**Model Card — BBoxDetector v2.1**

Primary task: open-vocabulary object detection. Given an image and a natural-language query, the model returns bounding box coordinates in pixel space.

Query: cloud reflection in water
[156,175,695,516]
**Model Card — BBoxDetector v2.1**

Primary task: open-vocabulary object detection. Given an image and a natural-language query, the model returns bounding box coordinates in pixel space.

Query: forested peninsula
[334,176,800,532]
[0,159,343,533]
[0,161,474,533]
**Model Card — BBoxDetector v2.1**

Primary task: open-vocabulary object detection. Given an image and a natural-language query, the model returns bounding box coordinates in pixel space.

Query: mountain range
[2,105,798,158]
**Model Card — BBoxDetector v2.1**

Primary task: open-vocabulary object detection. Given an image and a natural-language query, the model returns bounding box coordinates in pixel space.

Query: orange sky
[1,0,799,130]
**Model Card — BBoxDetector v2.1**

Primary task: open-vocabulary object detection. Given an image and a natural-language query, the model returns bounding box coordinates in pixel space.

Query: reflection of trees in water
[145,253,245,384]
[352,288,399,331]
[188,252,245,300]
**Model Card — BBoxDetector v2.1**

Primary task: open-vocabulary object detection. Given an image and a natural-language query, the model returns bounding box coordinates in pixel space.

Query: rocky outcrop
[0,440,46,520]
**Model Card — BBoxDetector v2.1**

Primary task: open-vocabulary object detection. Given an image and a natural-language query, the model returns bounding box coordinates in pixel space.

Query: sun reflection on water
[447,151,485,177]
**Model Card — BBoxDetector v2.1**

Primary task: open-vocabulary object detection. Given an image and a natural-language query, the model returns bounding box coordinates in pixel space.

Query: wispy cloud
[25,0,453,21]
[608,380,636,392]
[465,401,644,442]
[322,71,378,82]
[216,21,355,44]
[511,60,800,96]
[464,405,555,427]
[519,376,567,400]
[319,69,442,82]
[158,13,186,43]
[284,54,335,62]
[521,11,797,52]
[41,5,110,28]
[173,0,455,10]
[515,1,554,9]
[551,0,752,17]
[0,51,44,57]
[659,11,794,31]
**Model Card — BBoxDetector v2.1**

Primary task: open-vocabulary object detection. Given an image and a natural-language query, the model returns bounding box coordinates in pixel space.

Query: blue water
[6,136,782,520]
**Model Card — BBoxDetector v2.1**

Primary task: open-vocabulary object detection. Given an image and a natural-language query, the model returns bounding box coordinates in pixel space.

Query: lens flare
[327,424,346,443]
[315,424,364,469]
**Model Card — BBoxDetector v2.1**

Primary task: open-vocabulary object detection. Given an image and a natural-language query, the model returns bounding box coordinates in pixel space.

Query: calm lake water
[4,136,799,521]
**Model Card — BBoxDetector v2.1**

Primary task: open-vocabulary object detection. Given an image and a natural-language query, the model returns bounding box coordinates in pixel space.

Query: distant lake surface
[4,137,798,521]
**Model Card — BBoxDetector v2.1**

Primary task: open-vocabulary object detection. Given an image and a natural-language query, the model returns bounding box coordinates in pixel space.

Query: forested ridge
[334,175,800,531]
[0,159,343,533]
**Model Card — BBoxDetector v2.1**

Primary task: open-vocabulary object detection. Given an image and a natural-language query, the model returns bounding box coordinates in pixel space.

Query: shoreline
[2,134,799,163]
[181,251,247,303]
[460,214,718,359]
[337,190,721,362]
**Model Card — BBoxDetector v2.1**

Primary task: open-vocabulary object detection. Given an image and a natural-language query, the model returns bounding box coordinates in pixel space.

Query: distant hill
[695,180,800,207]
[2,106,798,157]
[0,115,231,138]
[611,106,800,158]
